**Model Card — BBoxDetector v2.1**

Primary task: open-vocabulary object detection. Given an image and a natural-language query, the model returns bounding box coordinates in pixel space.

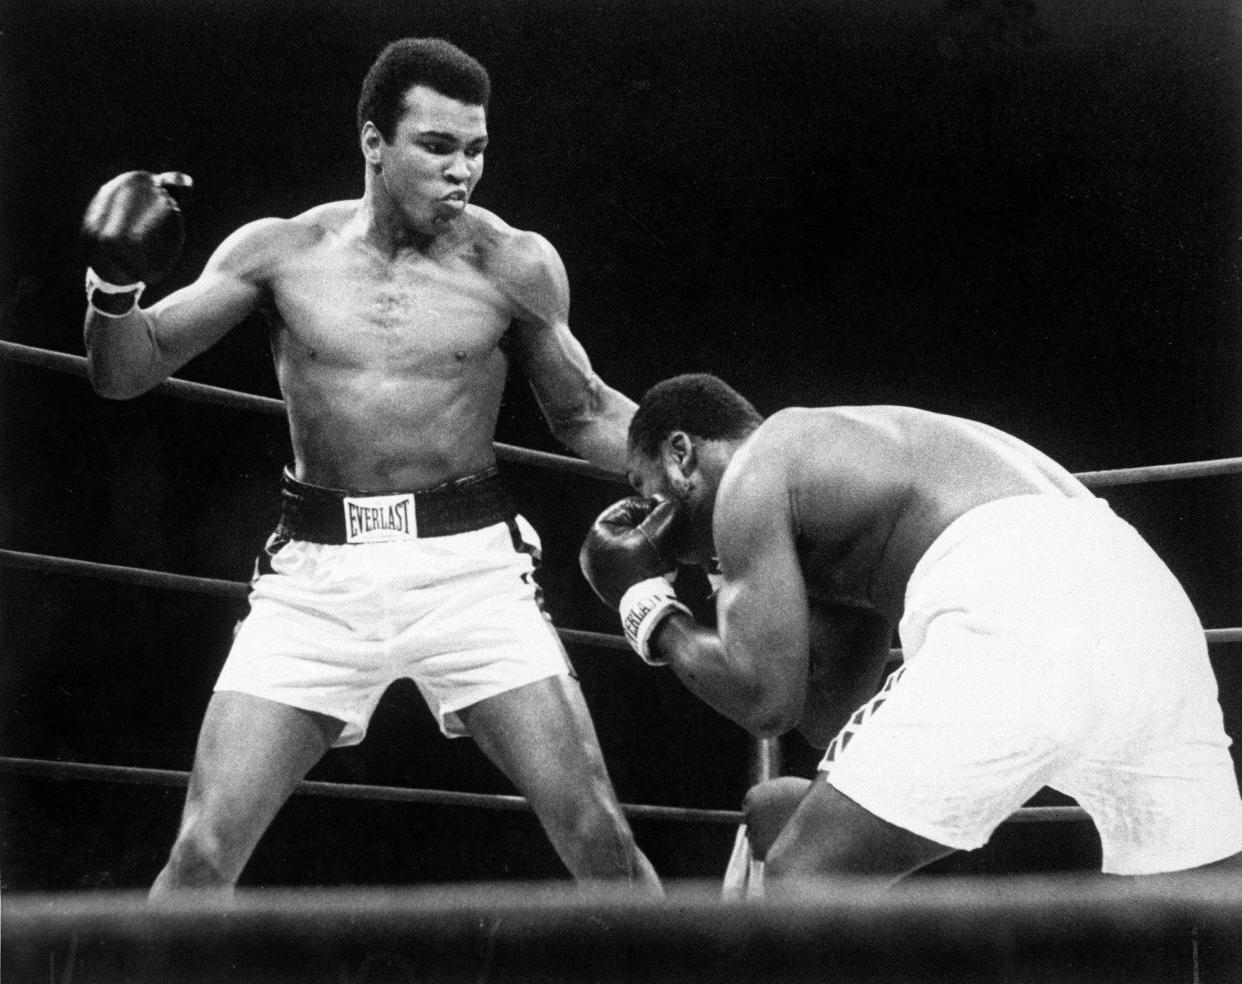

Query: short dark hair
[629,374,764,460]
[356,38,491,141]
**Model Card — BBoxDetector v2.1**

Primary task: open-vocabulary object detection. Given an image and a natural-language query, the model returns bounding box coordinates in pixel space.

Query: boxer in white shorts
[82,37,660,895]
[217,468,574,744]
[579,373,1242,888]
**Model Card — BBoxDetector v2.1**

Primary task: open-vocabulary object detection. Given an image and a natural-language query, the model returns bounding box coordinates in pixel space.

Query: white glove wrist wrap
[619,576,691,666]
[85,267,146,317]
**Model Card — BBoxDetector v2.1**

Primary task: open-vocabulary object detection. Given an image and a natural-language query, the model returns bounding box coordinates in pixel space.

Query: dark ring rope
[0,340,619,482]
[0,548,632,651]
[9,876,1241,984]
[5,339,1242,488]
[4,549,1238,650]
[0,755,1086,826]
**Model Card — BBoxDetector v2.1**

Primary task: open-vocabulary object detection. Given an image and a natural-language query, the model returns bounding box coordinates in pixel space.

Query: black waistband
[276,467,515,544]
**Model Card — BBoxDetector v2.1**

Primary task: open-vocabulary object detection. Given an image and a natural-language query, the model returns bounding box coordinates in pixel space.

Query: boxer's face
[626,437,714,566]
[364,84,487,235]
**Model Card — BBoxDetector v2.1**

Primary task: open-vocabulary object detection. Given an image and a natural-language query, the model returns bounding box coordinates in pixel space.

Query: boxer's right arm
[82,172,275,399]
[658,504,812,737]
[630,456,814,737]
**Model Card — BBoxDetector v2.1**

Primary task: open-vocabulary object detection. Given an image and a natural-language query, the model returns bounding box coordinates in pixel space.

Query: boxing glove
[579,496,680,609]
[82,170,193,315]
[580,496,689,665]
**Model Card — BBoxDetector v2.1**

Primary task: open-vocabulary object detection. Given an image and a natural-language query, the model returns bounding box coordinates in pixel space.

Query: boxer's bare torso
[740,406,1092,620]
[227,202,556,490]
[86,85,630,490]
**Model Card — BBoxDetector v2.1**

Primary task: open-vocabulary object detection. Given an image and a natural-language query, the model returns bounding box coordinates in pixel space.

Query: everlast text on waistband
[343,493,418,543]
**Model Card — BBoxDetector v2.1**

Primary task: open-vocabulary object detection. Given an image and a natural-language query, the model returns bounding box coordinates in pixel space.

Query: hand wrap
[619,576,691,666]
[84,267,145,317]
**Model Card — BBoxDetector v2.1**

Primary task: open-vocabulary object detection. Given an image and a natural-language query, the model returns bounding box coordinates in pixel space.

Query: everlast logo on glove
[343,493,418,543]
[623,596,661,646]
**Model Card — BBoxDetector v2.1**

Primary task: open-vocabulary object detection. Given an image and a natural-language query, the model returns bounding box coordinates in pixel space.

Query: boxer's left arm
[797,602,895,749]
[505,231,636,474]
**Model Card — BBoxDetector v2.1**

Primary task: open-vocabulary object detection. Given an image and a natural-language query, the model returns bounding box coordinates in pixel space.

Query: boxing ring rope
[4,546,1238,648]
[10,875,1242,984]
[5,338,1242,489]
[0,755,740,824]
[0,754,1087,825]
[3,337,1242,837]
[0,340,618,481]
[0,547,632,650]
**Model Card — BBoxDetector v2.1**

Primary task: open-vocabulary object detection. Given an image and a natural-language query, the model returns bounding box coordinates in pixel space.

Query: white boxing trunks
[213,468,572,744]
[820,494,1242,875]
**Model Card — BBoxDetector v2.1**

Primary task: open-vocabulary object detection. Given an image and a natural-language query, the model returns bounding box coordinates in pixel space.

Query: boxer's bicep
[714,464,811,735]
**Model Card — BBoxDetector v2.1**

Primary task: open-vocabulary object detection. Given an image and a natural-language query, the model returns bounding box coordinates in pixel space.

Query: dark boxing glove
[579,496,680,608]
[82,170,193,316]
[579,496,689,665]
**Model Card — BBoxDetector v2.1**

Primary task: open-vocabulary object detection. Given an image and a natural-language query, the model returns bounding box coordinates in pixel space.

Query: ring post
[724,736,783,899]
[750,736,782,786]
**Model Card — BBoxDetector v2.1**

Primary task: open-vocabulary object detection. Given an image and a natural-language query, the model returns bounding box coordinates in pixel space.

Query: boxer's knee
[743,776,812,860]
[158,800,259,891]
[161,827,238,889]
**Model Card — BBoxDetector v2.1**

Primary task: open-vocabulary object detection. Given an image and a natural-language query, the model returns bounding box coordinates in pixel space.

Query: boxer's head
[626,373,763,565]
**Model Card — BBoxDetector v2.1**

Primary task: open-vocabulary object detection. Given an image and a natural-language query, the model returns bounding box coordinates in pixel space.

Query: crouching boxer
[580,372,1242,890]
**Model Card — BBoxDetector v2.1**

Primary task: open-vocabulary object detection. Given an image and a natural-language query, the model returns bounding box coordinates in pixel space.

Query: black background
[1,0,1239,890]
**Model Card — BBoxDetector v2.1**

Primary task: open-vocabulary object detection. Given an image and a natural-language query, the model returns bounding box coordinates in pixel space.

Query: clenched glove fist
[579,496,688,665]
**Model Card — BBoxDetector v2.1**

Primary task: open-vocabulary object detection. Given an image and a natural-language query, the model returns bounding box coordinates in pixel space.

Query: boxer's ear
[662,431,697,483]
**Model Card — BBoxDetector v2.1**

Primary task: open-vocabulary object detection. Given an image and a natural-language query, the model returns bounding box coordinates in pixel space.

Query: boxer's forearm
[547,380,636,475]
[84,307,164,399]
[651,614,803,739]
